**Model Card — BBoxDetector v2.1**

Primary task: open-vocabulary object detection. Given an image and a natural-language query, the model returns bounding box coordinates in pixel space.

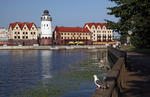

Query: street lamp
[127,31,132,46]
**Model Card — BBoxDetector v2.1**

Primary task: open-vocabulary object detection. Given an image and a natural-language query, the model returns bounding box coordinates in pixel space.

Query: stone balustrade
[92,47,127,97]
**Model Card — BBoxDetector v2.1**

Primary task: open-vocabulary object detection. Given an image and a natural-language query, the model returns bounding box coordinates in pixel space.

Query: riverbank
[0,45,107,50]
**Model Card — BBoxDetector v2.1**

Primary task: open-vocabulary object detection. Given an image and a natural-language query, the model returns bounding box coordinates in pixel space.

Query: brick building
[53,26,91,45]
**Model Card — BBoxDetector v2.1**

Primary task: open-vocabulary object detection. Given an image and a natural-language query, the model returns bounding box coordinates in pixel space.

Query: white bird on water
[93,75,109,90]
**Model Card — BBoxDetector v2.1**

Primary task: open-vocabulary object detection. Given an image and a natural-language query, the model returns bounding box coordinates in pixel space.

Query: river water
[0,49,111,97]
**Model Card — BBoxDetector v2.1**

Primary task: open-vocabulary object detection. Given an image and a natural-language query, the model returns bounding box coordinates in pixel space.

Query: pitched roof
[9,22,37,30]
[84,23,108,29]
[54,26,90,33]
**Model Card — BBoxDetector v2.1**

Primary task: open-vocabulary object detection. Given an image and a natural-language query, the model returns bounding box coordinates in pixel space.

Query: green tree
[106,0,150,48]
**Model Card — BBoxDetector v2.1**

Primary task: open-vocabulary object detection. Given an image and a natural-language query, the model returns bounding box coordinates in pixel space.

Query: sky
[0,0,117,28]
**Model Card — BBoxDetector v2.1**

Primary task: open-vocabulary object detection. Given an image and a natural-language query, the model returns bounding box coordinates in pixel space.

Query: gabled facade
[53,26,91,45]
[9,22,38,46]
[84,23,114,42]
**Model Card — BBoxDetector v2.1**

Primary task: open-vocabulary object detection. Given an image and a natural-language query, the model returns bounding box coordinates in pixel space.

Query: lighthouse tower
[40,10,52,45]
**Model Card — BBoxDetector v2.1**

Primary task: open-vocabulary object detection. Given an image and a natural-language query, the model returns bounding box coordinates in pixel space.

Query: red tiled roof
[9,22,37,30]
[84,23,108,29]
[54,26,90,33]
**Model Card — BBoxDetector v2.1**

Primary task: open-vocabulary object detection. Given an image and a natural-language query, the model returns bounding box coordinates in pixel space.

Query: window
[26,32,28,34]
[32,27,34,30]
[31,32,32,34]
[24,27,26,29]
[23,32,25,34]
[22,36,25,39]
[47,24,48,27]
[34,32,35,34]
[18,36,20,39]
[61,33,63,35]
[18,32,20,34]
[14,32,17,34]
[62,37,63,39]
[26,36,28,39]
[14,36,17,39]
[16,27,18,29]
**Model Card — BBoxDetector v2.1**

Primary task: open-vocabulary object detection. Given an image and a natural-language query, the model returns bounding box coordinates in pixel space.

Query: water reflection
[0,49,112,97]
[40,50,52,82]
[0,50,40,97]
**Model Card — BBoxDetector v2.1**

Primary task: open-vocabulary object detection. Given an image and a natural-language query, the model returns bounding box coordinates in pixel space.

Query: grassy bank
[121,45,150,54]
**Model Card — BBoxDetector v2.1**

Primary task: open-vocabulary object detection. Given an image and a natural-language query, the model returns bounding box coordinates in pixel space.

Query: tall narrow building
[40,10,52,45]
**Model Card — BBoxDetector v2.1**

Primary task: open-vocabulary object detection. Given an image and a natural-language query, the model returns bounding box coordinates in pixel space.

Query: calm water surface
[0,49,110,97]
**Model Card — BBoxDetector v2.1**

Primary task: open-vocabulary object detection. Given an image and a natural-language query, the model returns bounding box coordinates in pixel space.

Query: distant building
[40,10,53,45]
[53,26,91,45]
[0,28,9,41]
[9,22,38,46]
[0,28,9,45]
[84,23,114,45]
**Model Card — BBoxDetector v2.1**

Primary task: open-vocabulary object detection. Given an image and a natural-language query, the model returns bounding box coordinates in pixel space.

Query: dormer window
[103,26,106,30]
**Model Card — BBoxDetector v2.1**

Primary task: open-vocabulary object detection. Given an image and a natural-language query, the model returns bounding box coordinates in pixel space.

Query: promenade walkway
[121,52,150,97]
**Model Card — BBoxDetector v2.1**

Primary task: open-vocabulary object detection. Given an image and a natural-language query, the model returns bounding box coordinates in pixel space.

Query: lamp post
[127,31,132,46]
